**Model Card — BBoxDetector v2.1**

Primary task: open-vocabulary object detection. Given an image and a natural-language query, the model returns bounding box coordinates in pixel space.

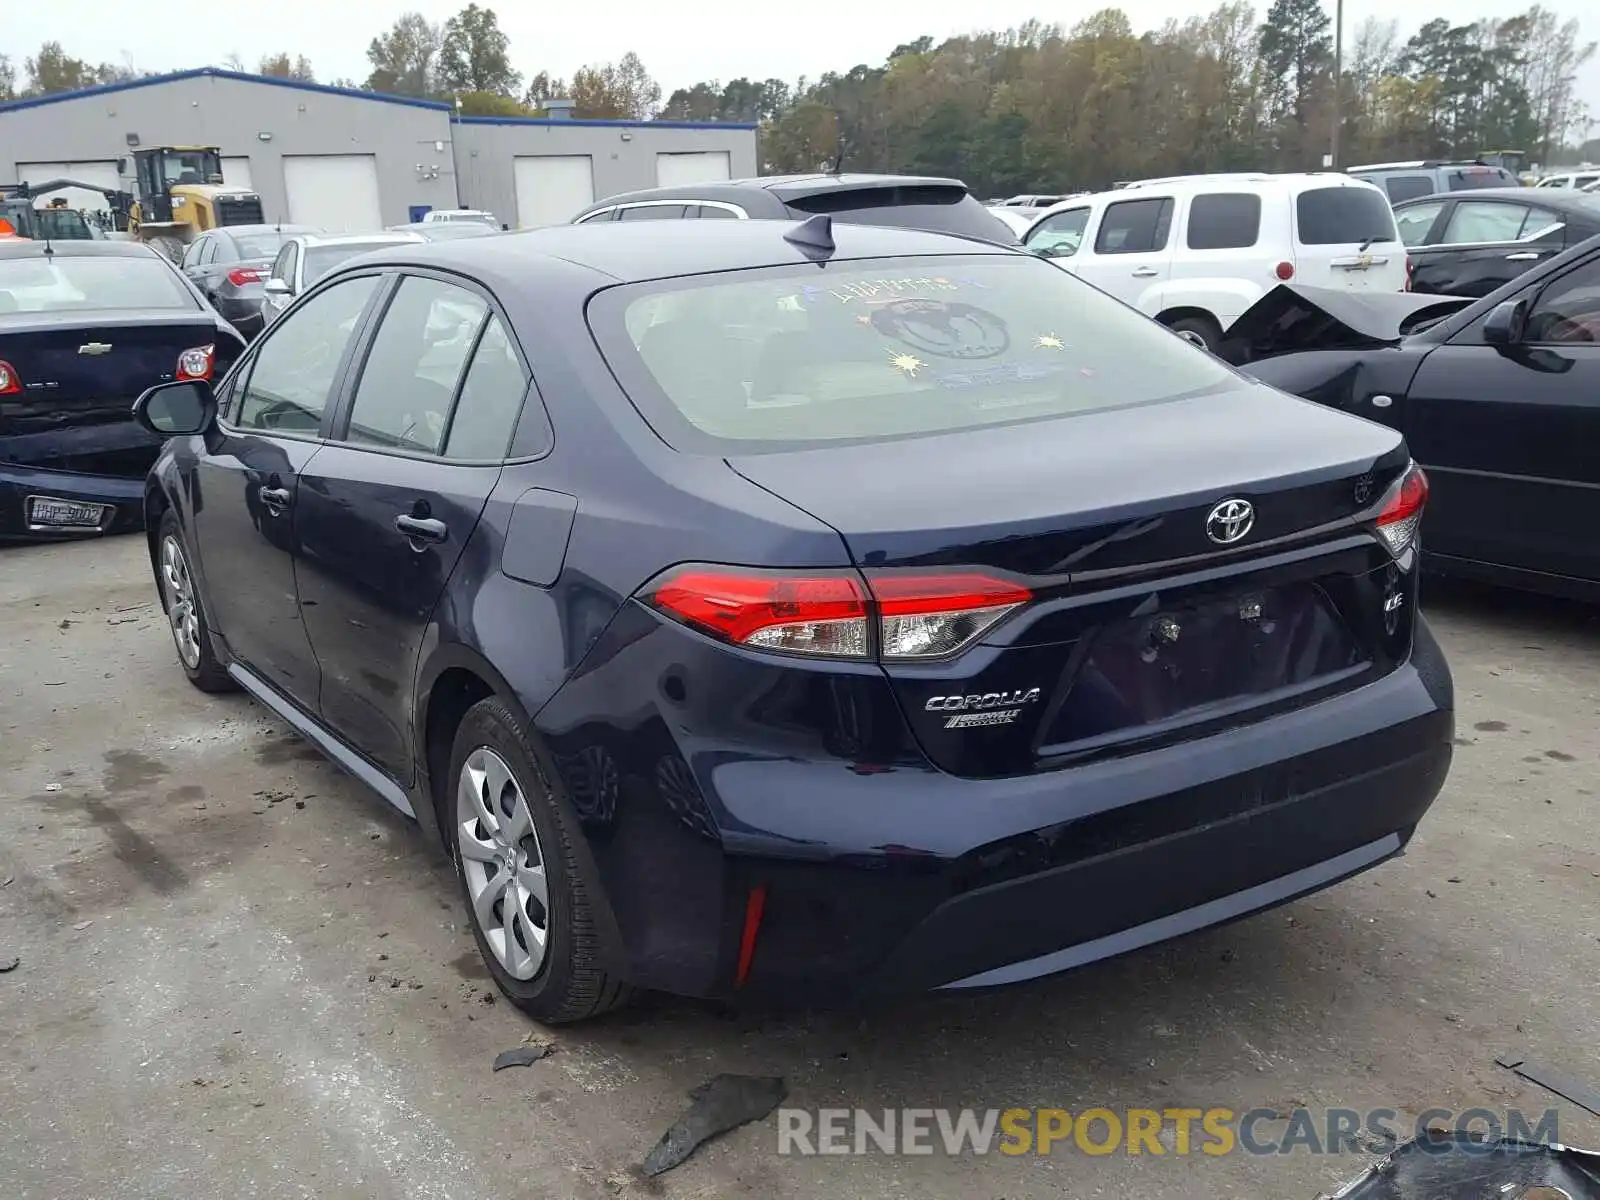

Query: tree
[0,55,15,102]
[25,42,100,95]
[1257,0,1333,163]
[439,4,521,97]
[364,12,444,98]
[568,52,661,119]
[523,70,568,109]
[259,53,315,82]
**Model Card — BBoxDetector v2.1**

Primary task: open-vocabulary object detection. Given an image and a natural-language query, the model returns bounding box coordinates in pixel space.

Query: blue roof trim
[453,115,758,131]
[0,66,454,114]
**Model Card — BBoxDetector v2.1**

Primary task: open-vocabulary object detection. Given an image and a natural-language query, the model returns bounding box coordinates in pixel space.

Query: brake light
[176,343,215,381]
[643,566,1033,661]
[1274,261,1295,281]
[227,266,264,286]
[1374,463,1428,557]
[0,359,19,395]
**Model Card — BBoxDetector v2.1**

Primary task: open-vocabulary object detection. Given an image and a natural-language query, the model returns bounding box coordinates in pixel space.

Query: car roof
[0,238,160,259]
[339,218,1018,289]
[1029,173,1380,220]
[579,173,967,213]
[299,231,426,247]
[210,224,321,235]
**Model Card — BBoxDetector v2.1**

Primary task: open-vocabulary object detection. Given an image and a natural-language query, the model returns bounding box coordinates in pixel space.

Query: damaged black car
[1234,234,1600,601]
[1,240,244,541]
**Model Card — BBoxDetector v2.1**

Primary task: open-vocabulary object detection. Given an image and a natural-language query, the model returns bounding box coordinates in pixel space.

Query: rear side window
[1384,176,1434,203]
[1296,187,1396,245]
[1441,201,1532,245]
[587,254,1235,453]
[620,205,686,220]
[694,205,739,220]
[345,276,488,454]
[1094,198,1174,254]
[1185,193,1261,250]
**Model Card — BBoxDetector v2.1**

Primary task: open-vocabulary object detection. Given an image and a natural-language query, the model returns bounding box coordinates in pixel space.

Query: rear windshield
[304,241,413,283]
[0,255,194,313]
[785,187,1019,245]
[34,209,95,240]
[587,254,1236,454]
[1296,186,1398,245]
[233,232,290,259]
[1447,167,1517,190]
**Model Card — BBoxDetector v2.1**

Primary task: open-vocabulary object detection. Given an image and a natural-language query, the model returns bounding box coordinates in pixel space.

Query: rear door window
[343,276,488,454]
[1094,198,1174,254]
[620,205,687,220]
[1384,175,1434,203]
[444,315,532,460]
[1296,186,1396,245]
[1440,201,1531,245]
[1184,193,1261,250]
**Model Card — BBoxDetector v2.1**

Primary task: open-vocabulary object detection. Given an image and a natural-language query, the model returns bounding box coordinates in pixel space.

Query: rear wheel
[157,511,233,693]
[1166,314,1224,354]
[448,697,631,1023]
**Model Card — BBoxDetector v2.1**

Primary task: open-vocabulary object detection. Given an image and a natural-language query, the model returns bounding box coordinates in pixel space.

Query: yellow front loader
[126,146,265,261]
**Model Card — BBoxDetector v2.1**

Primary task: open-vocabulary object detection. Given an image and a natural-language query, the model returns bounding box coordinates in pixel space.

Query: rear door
[1069,195,1175,310]
[1410,199,1568,298]
[295,272,531,784]
[1401,252,1600,583]
[1292,182,1405,292]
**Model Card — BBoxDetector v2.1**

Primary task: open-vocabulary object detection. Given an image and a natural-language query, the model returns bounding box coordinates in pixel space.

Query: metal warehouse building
[0,68,758,231]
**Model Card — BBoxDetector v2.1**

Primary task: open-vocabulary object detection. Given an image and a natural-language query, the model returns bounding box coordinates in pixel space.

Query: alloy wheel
[160,535,202,670]
[457,747,550,980]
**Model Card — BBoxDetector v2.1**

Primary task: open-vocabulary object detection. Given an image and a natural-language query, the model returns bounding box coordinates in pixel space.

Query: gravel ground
[3,535,1599,1199]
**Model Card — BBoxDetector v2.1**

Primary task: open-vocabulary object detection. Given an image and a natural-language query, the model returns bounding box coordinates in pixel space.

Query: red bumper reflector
[735,884,767,987]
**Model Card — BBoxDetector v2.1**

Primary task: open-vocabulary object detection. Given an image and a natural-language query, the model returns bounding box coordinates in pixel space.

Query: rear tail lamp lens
[0,359,19,395]
[644,567,1033,661]
[227,266,264,286]
[1374,462,1428,557]
[176,344,215,381]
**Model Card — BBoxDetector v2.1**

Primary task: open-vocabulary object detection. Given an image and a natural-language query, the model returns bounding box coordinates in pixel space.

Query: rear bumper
[0,463,148,541]
[539,613,1454,1004]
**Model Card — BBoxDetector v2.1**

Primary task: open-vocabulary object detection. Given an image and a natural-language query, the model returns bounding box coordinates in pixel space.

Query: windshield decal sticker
[888,351,927,377]
[870,299,1011,361]
[1035,333,1065,350]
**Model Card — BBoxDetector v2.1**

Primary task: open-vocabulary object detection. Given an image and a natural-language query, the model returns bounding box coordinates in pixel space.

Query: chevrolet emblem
[78,342,113,355]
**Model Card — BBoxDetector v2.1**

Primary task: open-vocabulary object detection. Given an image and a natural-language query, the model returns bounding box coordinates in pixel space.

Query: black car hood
[1225,284,1470,362]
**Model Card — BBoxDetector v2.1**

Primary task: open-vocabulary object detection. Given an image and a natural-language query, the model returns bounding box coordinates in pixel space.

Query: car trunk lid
[728,383,1419,778]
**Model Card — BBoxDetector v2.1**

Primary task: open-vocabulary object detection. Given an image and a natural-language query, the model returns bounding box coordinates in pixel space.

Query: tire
[157,511,235,693]
[447,696,631,1023]
[1167,314,1224,354]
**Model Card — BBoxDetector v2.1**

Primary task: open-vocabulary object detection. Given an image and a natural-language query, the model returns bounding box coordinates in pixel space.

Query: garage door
[655,152,732,188]
[513,156,594,228]
[283,155,382,232]
[15,160,121,211]
[221,157,254,190]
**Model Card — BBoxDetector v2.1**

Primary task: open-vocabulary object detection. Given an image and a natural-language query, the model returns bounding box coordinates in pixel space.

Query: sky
[9,0,1599,126]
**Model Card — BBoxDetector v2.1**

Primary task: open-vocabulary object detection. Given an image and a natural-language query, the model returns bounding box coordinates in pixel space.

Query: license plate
[27,496,109,528]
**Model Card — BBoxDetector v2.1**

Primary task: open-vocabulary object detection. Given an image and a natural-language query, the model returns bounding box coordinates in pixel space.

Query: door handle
[1131,267,1160,277]
[394,514,449,545]
[258,485,291,511]
[1505,252,1540,261]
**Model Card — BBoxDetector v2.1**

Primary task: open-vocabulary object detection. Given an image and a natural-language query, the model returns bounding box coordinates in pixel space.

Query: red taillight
[1375,463,1428,557]
[734,884,767,987]
[643,566,1033,661]
[0,359,19,395]
[1274,261,1295,281]
[227,266,264,286]
[176,343,215,382]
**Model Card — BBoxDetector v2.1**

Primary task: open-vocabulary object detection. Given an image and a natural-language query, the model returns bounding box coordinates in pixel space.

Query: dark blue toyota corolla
[133,218,1453,1022]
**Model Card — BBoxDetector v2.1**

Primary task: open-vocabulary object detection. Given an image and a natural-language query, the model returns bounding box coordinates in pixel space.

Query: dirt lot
[3,535,1599,1199]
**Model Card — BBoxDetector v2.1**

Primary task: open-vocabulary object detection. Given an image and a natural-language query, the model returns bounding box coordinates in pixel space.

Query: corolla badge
[77,342,113,355]
[1205,498,1255,545]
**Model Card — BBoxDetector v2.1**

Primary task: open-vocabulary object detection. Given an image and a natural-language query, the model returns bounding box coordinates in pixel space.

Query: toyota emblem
[1205,498,1255,545]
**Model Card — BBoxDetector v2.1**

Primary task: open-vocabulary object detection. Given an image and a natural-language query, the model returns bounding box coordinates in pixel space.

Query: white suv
[1021,173,1405,350]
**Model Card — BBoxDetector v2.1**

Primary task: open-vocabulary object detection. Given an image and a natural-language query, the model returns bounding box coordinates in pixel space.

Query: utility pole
[1330,0,1344,169]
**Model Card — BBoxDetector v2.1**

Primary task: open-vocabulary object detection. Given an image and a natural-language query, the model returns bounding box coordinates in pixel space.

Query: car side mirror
[133,380,216,437]
[1483,298,1527,345]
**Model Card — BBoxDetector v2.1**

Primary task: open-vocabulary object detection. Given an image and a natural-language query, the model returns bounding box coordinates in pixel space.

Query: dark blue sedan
[132,217,1454,1022]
